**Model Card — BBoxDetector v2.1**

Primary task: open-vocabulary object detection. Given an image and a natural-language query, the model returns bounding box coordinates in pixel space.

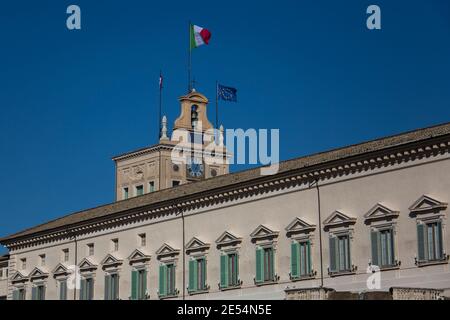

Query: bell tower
[113,90,229,201]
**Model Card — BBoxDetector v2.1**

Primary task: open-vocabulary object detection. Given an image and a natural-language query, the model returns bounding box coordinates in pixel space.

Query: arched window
[191,105,199,129]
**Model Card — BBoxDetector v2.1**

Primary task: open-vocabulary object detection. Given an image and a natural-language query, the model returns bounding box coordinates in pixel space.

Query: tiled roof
[1,122,450,243]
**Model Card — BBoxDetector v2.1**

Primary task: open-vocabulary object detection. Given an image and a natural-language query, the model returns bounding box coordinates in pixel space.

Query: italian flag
[190,24,211,49]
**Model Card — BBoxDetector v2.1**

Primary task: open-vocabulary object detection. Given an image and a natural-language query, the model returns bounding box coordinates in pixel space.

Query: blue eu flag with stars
[217,84,237,102]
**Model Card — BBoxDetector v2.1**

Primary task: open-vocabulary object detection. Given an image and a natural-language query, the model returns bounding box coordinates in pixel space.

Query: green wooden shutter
[220,254,228,288]
[291,241,299,279]
[329,236,337,272]
[388,229,395,265]
[201,258,207,290]
[255,247,263,283]
[188,259,197,292]
[131,270,137,300]
[143,270,147,298]
[437,221,443,259]
[31,286,37,300]
[12,289,19,300]
[79,278,85,300]
[306,240,312,275]
[104,275,110,300]
[116,275,120,300]
[234,254,239,285]
[41,286,46,300]
[417,223,425,261]
[371,230,380,266]
[159,264,167,297]
[60,281,67,300]
[269,248,275,280]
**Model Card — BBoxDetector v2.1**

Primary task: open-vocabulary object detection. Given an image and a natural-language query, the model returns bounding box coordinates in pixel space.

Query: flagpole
[159,70,162,138]
[188,21,192,93]
[215,81,219,130]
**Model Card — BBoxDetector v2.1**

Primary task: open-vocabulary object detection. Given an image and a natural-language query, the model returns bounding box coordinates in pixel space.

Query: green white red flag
[190,24,211,49]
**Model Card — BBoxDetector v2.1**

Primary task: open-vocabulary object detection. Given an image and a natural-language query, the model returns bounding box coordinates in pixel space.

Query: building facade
[0,255,9,300]
[1,90,449,300]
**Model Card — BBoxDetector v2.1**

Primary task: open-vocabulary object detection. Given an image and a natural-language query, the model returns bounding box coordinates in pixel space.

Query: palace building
[0,90,449,300]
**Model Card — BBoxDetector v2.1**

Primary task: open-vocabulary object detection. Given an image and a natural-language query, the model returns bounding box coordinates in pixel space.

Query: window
[191,105,199,129]
[87,243,94,256]
[104,273,119,300]
[159,263,176,297]
[329,234,351,273]
[188,257,207,293]
[80,277,94,300]
[220,252,239,289]
[149,181,155,193]
[112,239,119,252]
[139,233,146,247]
[417,221,444,263]
[63,249,69,262]
[59,280,67,300]
[131,269,147,300]
[123,187,129,200]
[255,246,275,283]
[172,180,181,187]
[371,228,396,268]
[13,288,26,300]
[21,258,26,270]
[136,185,144,196]
[40,254,46,267]
[291,240,312,279]
[32,284,45,300]
[0,268,7,280]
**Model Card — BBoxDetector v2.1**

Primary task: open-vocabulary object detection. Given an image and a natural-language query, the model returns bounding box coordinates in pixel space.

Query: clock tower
[112,90,230,201]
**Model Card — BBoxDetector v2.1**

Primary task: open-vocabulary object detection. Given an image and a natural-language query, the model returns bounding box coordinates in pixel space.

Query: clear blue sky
[1,0,449,253]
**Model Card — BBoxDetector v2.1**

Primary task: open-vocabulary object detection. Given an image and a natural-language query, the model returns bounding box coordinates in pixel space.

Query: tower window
[191,105,199,129]
[172,180,181,187]
[21,258,27,270]
[136,185,144,196]
[123,187,129,200]
[149,181,155,193]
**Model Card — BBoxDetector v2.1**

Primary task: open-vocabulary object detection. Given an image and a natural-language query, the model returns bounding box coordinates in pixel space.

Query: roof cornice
[2,123,450,249]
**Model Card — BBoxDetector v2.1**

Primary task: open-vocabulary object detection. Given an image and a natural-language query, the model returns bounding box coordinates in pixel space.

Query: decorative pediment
[52,263,71,277]
[364,203,399,223]
[128,248,151,264]
[100,254,123,269]
[285,218,316,237]
[185,237,210,254]
[250,225,279,242]
[323,211,356,229]
[29,267,49,280]
[409,195,447,215]
[155,244,180,259]
[78,258,98,271]
[215,231,242,248]
[11,271,28,283]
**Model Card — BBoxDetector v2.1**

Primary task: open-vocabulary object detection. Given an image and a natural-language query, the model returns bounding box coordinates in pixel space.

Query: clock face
[187,161,204,178]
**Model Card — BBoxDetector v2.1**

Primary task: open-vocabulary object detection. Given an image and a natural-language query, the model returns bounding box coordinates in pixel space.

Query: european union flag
[218,84,237,102]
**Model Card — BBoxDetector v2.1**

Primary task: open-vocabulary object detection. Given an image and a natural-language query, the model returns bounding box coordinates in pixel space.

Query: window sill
[290,275,316,282]
[329,271,356,278]
[159,294,178,300]
[188,289,209,296]
[219,285,242,291]
[254,280,278,287]
[416,259,448,267]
